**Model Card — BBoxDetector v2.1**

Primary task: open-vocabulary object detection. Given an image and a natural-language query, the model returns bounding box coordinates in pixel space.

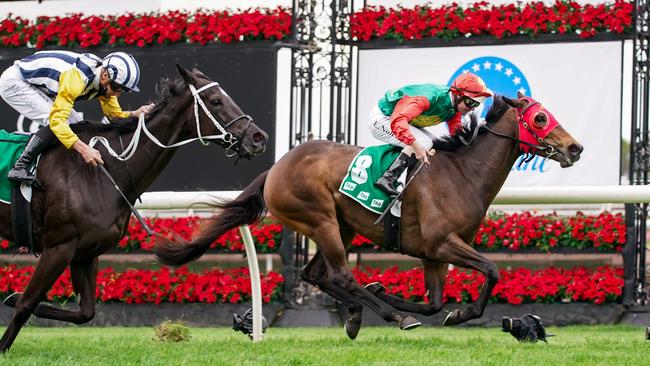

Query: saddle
[0,130,37,253]
[338,144,418,253]
[11,183,34,253]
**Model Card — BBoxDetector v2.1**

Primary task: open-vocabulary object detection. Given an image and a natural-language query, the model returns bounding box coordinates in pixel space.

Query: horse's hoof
[364,282,385,295]
[3,292,20,308]
[344,319,361,340]
[399,315,421,330]
[443,309,462,326]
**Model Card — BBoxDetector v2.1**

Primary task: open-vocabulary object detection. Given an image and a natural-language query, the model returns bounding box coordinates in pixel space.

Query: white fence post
[239,225,263,342]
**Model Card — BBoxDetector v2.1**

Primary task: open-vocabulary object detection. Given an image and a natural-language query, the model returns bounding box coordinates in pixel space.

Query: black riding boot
[8,127,57,184]
[374,152,410,196]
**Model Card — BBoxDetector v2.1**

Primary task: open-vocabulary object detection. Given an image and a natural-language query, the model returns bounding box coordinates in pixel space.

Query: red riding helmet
[450,72,493,102]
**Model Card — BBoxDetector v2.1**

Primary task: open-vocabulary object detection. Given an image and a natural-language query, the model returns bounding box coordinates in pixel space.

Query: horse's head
[503,92,583,168]
[176,65,268,159]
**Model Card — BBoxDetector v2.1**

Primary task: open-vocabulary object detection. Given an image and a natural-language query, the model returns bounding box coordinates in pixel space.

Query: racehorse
[0,65,268,352]
[155,92,583,339]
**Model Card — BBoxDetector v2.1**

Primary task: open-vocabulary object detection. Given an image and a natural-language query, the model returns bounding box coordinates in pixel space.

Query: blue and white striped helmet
[102,52,141,92]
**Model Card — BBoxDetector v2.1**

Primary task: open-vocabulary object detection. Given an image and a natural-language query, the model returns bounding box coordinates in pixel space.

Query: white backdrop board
[357,41,623,187]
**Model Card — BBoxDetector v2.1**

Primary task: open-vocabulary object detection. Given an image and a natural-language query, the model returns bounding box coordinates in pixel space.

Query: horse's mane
[431,95,510,151]
[70,78,186,135]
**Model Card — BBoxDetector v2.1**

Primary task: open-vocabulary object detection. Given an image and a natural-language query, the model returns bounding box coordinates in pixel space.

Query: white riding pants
[368,105,434,150]
[0,65,83,127]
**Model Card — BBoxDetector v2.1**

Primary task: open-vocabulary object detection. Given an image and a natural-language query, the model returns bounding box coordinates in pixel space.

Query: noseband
[189,82,253,158]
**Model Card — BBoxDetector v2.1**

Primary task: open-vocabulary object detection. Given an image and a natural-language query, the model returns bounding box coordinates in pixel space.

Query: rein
[88,81,252,236]
[89,81,253,161]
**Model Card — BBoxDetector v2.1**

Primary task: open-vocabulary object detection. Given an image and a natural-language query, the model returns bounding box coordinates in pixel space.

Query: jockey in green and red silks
[369,72,493,196]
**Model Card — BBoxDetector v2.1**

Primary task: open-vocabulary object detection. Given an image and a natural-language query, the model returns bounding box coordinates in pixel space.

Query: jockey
[0,50,155,184]
[369,72,493,196]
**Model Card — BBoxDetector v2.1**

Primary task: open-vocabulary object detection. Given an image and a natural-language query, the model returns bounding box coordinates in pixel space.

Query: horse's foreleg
[5,257,98,324]
[365,258,448,316]
[313,222,421,331]
[0,243,75,352]
[435,232,499,326]
[301,250,363,340]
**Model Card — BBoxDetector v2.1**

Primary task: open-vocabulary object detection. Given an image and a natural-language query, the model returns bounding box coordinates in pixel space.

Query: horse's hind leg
[366,258,448,316]
[0,244,75,352]
[5,257,98,324]
[312,222,420,330]
[301,250,363,339]
[435,232,499,326]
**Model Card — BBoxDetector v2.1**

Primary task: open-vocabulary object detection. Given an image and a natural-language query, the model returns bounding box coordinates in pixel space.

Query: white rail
[136,185,650,209]
[492,185,650,204]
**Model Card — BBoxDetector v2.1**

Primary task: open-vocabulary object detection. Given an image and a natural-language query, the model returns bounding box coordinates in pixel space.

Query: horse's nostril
[253,132,266,144]
[568,144,583,156]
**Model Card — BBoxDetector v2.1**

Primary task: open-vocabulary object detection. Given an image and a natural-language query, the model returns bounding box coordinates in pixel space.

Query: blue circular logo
[448,56,531,118]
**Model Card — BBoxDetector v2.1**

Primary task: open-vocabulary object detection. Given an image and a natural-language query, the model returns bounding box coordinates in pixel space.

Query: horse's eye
[210,99,221,107]
[533,112,547,128]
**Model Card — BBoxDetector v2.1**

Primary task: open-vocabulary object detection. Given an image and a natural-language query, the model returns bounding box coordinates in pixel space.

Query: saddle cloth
[339,145,406,215]
[0,130,29,204]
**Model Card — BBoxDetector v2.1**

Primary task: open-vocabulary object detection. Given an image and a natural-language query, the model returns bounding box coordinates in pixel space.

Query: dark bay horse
[0,65,268,352]
[155,93,583,339]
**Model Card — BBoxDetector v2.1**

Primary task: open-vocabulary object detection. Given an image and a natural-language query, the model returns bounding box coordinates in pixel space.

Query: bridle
[88,80,255,234]
[90,81,254,161]
[460,97,561,163]
[188,82,253,157]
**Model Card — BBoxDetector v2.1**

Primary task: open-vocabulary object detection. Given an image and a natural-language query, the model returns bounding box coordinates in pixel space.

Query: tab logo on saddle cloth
[339,145,400,214]
[356,191,369,201]
[342,181,356,191]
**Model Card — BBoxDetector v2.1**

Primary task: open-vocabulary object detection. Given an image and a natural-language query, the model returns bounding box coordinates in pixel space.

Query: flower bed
[115,216,282,253]
[473,211,626,252]
[351,1,633,42]
[0,7,291,48]
[351,211,626,252]
[0,265,622,305]
[354,265,623,305]
[0,211,626,253]
[0,1,634,49]
[0,265,284,305]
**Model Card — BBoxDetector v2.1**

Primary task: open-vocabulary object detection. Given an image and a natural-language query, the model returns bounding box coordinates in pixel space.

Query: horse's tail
[154,170,269,266]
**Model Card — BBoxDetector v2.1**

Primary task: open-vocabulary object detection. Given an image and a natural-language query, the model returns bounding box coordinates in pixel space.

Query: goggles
[109,80,129,93]
[463,97,481,109]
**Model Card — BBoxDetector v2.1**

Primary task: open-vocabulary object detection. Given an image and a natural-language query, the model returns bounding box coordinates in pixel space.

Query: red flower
[0,264,623,305]
[353,265,623,305]
[350,1,633,42]
[0,8,291,49]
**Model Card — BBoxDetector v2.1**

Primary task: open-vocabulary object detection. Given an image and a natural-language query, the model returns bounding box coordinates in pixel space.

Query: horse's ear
[502,96,523,108]
[176,64,195,85]
[191,67,209,80]
[517,91,526,99]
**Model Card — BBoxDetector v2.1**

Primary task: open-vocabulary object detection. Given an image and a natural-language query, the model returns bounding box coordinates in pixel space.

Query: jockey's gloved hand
[131,103,155,118]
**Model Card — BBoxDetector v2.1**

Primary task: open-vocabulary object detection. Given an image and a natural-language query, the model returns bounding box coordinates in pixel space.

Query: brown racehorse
[0,65,268,352]
[155,93,583,339]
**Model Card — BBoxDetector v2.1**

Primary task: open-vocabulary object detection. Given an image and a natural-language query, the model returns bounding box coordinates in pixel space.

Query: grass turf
[1,325,648,365]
